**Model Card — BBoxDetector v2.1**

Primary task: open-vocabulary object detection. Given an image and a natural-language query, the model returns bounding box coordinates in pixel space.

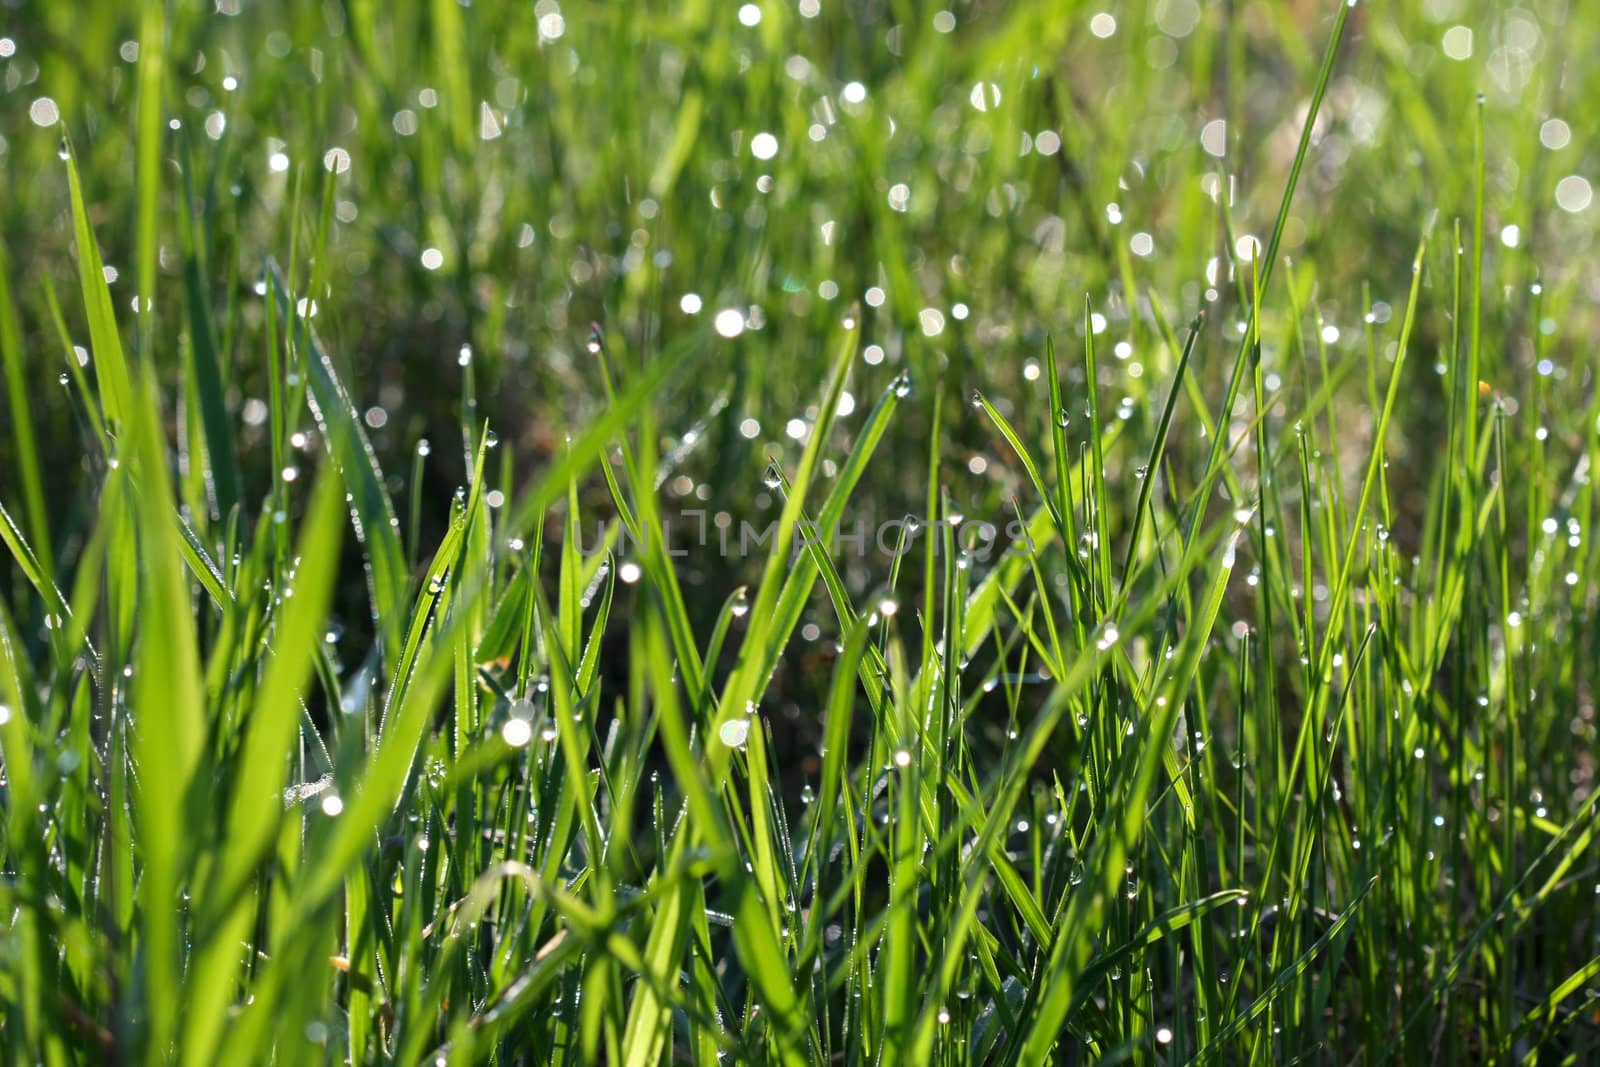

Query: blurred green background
[0,0,1590,674]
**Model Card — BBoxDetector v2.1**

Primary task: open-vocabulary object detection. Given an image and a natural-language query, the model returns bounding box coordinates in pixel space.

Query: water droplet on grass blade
[719,717,751,748]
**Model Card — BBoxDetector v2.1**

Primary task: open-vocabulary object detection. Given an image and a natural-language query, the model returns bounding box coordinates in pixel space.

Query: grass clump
[2,0,1599,1063]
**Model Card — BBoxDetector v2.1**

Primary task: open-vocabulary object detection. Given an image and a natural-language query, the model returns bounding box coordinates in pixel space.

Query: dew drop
[502,718,533,747]
[719,717,752,748]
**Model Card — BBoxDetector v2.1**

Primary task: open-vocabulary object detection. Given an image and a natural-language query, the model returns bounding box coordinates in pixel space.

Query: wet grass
[2,0,1599,1063]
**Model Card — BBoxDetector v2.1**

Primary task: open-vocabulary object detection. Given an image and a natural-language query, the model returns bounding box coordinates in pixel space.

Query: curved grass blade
[265,260,407,666]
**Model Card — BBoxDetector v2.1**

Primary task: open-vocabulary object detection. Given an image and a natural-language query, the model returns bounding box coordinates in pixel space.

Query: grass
[2,0,1599,1062]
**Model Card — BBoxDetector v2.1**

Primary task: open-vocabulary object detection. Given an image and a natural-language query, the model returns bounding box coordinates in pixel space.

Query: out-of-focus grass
[1,0,1598,1063]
